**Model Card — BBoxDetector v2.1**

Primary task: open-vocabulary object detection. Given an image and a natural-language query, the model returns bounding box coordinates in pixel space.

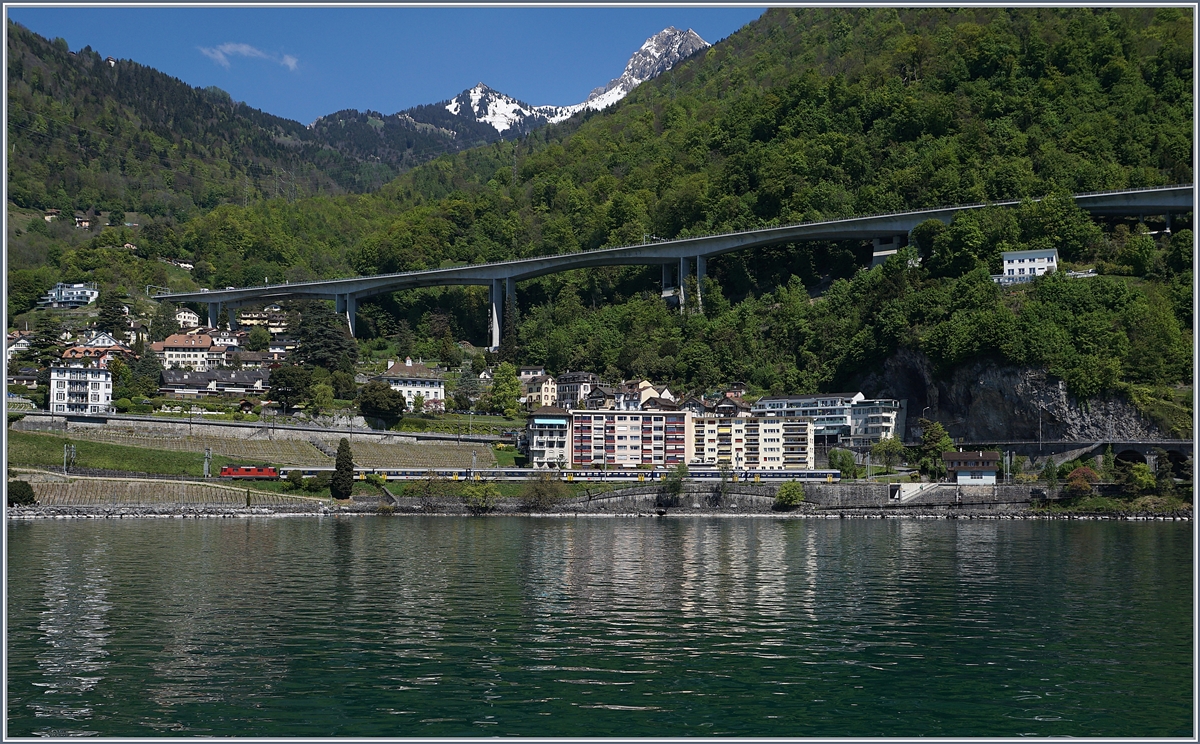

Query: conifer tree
[331,437,354,500]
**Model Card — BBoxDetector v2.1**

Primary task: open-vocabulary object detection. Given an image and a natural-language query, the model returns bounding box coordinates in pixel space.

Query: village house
[61,332,132,368]
[176,308,201,328]
[522,374,557,410]
[377,357,445,412]
[555,371,600,408]
[942,451,1000,484]
[993,248,1059,285]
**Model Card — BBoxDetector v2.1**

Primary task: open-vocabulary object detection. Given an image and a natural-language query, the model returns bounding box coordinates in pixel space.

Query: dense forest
[8,8,1194,409]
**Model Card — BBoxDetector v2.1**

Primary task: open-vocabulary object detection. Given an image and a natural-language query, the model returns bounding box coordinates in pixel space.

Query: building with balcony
[942,451,1000,484]
[150,334,229,371]
[570,410,689,469]
[37,282,99,308]
[993,248,1059,285]
[555,371,600,408]
[522,375,557,410]
[49,364,112,414]
[526,406,571,469]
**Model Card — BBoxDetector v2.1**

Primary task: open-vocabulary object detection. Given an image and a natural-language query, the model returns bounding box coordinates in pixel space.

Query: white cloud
[199,42,298,71]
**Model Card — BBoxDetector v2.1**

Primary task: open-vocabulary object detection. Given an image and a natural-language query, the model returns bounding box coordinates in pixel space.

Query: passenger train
[222,465,841,484]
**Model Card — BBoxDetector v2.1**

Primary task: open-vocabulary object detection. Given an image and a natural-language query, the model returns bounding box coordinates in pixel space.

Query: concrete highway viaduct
[955,439,1193,475]
[155,185,1193,347]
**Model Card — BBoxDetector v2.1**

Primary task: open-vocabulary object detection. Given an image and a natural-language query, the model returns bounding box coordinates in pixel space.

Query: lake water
[5,516,1193,737]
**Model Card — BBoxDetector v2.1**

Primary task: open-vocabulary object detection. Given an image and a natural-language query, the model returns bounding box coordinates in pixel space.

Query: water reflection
[30,535,111,726]
[6,517,1192,738]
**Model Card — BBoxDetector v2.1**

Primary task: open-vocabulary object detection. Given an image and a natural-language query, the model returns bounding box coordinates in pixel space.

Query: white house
[37,282,99,308]
[994,248,1059,285]
[379,357,445,412]
[50,364,113,414]
[176,308,201,328]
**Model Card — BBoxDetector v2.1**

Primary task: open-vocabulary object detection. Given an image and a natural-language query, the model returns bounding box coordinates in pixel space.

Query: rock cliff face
[853,348,1163,441]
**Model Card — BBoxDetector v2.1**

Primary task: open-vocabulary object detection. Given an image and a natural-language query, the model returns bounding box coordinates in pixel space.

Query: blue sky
[8,7,766,124]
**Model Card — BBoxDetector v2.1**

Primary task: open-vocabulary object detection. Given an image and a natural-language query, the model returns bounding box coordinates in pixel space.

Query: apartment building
[150,334,229,371]
[527,406,571,469]
[752,392,901,445]
[555,371,600,408]
[175,308,201,328]
[691,415,815,470]
[49,364,113,414]
[569,411,689,468]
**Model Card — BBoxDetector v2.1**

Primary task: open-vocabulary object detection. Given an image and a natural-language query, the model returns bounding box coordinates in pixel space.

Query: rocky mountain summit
[441,27,709,135]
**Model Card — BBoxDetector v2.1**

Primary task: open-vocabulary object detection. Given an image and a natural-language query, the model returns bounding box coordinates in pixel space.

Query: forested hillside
[9,8,1194,410]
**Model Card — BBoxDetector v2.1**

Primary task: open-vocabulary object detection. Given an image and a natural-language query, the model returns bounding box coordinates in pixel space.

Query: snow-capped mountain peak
[441,26,709,135]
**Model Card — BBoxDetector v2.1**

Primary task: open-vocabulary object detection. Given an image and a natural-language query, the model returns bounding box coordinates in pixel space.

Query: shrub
[306,471,331,493]
[7,480,35,506]
[114,397,133,413]
[286,469,305,491]
[774,481,806,509]
[462,482,499,514]
[521,473,567,512]
[1065,466,1100,497]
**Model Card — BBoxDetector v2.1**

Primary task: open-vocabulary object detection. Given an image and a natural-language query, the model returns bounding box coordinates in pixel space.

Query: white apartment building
[526,406,571,469]
[994,248,1059,285]
[691,415,815,470]
[378,357,445,412]
[849,398,901,446]
[50,364,113,414]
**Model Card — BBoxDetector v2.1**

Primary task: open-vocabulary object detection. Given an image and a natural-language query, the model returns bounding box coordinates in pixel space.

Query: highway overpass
[154,185,1193,347]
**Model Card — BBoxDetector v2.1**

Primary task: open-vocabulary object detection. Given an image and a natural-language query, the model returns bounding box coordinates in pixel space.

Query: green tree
[462,482,499,514]
[7,480,36,506]
[870,436,906,474]
[918,420,954,479]
[246,325,271,351]
[1153,449,1176,496]
[151,303,181,342]
[490,362,520,416]
[295,301,358,371]
[827,448,858,480]
[1041,458,1059,492]
[310,383,334,417]
[330,437,354,500]
[471,354,487,375]
[269,365,312,411]
[24,315,64,368]
[521,473,567,511]
[330,370,357,400]
[774,481,806,509]
[357,379,407,420]
[94,289,128,336]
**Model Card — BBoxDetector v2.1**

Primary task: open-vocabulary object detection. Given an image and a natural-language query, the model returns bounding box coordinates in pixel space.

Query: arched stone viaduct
[155,185,1192,348]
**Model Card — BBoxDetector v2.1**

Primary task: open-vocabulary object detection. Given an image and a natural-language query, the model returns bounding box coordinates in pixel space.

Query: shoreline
[7,504,1193,521]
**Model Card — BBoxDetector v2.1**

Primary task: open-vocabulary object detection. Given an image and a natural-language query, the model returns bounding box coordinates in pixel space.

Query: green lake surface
[5,516,1193,737]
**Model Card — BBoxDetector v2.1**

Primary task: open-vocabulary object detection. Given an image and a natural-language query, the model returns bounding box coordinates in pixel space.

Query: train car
[220,465,280,480]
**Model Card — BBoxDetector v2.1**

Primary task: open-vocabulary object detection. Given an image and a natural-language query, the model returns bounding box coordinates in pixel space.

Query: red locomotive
[219,465,279,479]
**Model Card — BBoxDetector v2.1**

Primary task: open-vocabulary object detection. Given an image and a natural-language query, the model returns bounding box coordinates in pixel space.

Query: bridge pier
[696,255,706,312]
[334,293,358,337]
[489,279,502,350]
[208,302,220,329]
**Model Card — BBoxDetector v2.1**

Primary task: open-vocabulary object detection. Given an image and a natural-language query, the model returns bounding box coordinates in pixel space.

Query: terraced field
[319,440,498,469]
[32,480,317,506]
[45,428,497,470]
[64,429,331,465]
